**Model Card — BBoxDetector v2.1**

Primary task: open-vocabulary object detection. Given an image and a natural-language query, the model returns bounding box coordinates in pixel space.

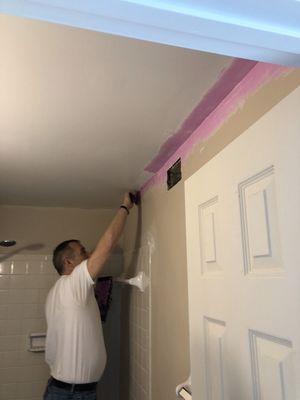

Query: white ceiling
[0,14,232,208]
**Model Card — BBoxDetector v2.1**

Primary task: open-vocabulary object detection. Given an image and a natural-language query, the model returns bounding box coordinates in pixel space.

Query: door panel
[239,166,282,275]
[204,317,226,400]
[198,197,221,275]
[185,87,300,400]
[249,330,294,399]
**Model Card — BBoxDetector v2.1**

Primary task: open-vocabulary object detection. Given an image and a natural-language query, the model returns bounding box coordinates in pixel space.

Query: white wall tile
[15,381,34,398]
[0,321,7,336]
[36,304,45,319]
[0,336,22,352]
[0,382,17,399]
[140,349,147,371]
[9,276,28,289]
[14,380,46,398]
[0,289,9,304]
[0,262,13,275]
[6,320,22,336]
[23,364,50,381]
[126,245,151,400]
[141,331,149,348]
[19,350,45,367]
[0,351,20,368]
[23,275,40,289]
[0,305,8,319]
[25,261,41,275]
[22,304,38,319]
[37,288,49,304]
[18,335,28,351]
[0,253,50,399]
[7,304,23,320]
[0,364,49,385]
[11,261,28,275]
[0,275,10,289]
[21,318,46,335]
[141,310,149,330]
[31,381,46,397]
[0,367,24,384]
[8,289,38,304]
[8,255,48,262]
[36,274,55,289]
[40,261,55,274]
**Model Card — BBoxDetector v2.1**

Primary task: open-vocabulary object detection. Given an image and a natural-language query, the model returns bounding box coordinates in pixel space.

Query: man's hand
[122,192,134,210]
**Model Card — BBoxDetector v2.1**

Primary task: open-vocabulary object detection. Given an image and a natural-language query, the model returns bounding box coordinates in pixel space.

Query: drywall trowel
[129,192,141,205]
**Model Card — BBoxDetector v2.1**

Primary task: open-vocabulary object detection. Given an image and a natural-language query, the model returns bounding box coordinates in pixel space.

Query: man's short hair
[52,239,80,275]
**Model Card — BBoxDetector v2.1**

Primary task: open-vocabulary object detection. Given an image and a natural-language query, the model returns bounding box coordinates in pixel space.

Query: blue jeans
[43,379,97,400]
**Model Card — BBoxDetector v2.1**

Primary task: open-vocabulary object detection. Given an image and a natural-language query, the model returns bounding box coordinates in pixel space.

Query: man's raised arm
[87,193,134,280]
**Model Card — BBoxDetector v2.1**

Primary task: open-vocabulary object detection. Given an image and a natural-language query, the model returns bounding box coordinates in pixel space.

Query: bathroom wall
[123,68,300,400]
[0,205,123,400]
[1,68,300,400]
[0,253,56,400]
[123,244,152,400]
[96,253,123,400]
[0,205,116,254]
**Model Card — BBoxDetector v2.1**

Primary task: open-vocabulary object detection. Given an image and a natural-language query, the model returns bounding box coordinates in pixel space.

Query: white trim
[1,0,299,66]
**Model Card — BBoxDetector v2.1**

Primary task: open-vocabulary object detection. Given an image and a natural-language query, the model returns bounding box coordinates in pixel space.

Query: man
[44,193,134,399]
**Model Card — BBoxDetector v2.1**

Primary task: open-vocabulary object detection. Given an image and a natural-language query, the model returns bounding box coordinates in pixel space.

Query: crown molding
[1,0,299,67]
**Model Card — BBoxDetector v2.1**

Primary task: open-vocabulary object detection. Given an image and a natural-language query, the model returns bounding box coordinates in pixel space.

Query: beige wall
[0,205,116,255]
[123,69,300,400]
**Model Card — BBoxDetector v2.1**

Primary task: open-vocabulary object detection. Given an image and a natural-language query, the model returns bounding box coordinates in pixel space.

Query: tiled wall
[97,253,123,400]
[0,254,58,400]
[125,244,152,400]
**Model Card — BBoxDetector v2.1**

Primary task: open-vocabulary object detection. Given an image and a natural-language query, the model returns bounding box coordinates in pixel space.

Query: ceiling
[0,14,232,208]
[1,0,299,209]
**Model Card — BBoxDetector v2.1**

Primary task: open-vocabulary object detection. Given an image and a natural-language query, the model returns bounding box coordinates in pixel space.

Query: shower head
[0,240,17,247]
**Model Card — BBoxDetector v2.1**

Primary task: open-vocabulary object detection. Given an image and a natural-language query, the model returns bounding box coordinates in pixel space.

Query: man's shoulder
[70,259,93,283]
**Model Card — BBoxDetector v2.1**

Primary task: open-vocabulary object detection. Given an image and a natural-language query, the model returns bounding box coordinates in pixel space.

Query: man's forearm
[99,207,128,252]
[87,194,133,279]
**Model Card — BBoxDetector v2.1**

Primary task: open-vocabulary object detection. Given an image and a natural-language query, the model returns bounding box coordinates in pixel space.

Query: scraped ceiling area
[0,14,232,208]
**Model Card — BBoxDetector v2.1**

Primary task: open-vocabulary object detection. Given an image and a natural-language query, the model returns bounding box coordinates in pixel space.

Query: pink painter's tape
[145,58,257,173]
[141,62,293,195]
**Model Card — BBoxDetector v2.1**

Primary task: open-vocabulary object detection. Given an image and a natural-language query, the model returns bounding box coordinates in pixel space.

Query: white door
[185,86,300,400]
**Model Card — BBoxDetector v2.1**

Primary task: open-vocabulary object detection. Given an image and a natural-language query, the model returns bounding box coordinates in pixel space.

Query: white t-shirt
[45,260,106,383]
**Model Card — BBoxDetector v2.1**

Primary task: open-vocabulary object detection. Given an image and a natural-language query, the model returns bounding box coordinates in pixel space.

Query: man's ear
[63,257,73,269]
[62,257,74,275]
